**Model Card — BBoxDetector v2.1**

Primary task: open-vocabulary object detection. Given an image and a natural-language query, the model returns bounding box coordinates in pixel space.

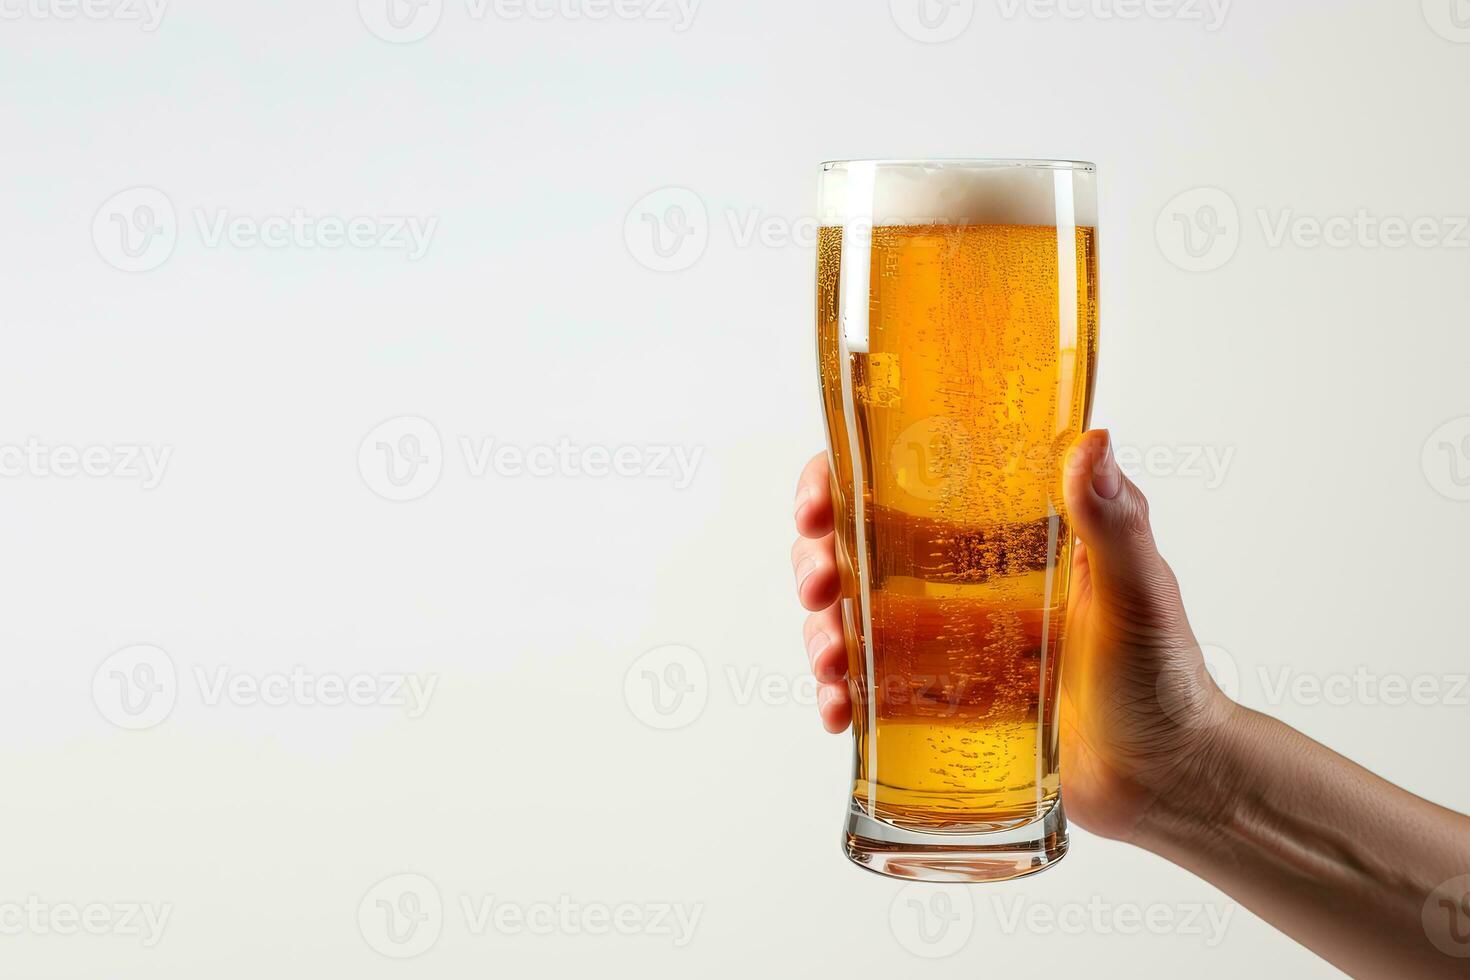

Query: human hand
[789,429,1234,844]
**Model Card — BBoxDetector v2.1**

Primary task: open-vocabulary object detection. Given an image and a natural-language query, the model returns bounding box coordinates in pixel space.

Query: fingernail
[817,687,835,711]
[795,557,817,587]
[806,631,830,665]
[1092,431,1122,500]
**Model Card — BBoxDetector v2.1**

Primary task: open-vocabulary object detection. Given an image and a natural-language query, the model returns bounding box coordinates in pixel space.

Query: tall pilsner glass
[815,160,1099,882]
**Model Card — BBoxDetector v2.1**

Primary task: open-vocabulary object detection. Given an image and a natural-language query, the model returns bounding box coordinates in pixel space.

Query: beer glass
[815,160,1098,882]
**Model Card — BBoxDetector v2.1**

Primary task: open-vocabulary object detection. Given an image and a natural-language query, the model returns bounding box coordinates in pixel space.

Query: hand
[789,429,1234,844]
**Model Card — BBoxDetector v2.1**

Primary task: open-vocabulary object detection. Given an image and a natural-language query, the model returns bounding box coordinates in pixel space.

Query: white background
[1,0,1468,976]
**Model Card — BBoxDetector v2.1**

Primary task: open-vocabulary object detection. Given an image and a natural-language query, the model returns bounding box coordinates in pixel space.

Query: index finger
[795,452,835,539]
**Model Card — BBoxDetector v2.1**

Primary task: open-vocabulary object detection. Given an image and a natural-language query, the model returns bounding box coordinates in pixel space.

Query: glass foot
[843,798,1069,883]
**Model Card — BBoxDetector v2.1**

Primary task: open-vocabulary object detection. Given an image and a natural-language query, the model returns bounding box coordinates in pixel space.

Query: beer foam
[819,160,1097,228]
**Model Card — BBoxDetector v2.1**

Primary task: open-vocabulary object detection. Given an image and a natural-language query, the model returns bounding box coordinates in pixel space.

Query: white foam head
[818,159,1096,228]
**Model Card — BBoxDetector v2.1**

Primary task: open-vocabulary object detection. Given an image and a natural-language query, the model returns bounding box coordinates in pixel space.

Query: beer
[816,161,1098,879]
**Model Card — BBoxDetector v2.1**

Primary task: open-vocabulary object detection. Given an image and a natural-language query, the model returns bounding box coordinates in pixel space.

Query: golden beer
[816,160,1098,881]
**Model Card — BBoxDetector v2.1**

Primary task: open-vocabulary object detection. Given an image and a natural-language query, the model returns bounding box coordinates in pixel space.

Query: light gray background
[1,0,1467,976]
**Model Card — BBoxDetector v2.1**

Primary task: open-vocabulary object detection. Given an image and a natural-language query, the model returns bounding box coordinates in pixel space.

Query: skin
[792,429,1470,978]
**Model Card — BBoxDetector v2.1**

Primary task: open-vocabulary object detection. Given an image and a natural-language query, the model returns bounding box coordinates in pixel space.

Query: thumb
[1062,430,1185,631]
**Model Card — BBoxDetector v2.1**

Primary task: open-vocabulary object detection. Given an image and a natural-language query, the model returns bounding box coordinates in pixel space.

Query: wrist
[1130,696,1272,860]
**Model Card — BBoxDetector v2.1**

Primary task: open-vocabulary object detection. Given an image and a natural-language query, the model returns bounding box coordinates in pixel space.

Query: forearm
[1137,705,1470,978]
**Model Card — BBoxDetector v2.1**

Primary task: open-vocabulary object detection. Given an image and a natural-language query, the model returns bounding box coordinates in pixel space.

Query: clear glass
[815,159,1099,882]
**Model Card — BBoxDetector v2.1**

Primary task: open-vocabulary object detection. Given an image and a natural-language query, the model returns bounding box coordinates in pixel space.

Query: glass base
[843,797,1069,883]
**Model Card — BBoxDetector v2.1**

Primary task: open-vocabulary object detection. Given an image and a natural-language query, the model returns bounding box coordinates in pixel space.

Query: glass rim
[821,158,1096,172]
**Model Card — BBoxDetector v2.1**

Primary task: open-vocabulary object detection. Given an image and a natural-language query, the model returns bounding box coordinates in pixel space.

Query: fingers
[1062,429,1186,627]
[794,452,850,732]
[804,604,852,733]
[795,453,834,538]
[817,682,852,733]
[803,606,847,684]
[790,532,840,611]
